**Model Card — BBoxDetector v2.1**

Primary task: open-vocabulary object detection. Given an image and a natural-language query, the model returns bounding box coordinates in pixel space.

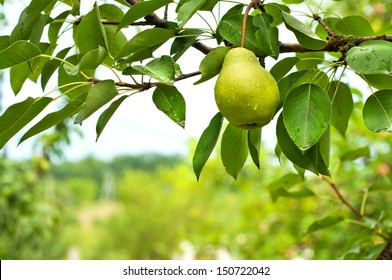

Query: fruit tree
[0,0,392,259]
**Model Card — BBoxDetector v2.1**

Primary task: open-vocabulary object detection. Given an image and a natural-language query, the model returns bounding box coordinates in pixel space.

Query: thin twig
[241,1,256,48]
[322,176,364,218]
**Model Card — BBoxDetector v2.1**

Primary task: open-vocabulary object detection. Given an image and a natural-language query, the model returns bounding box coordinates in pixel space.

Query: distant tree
[0,0,391,259]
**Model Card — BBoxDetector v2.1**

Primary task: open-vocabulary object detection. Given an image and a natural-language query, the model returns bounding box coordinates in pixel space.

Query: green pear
[214,47,279,129]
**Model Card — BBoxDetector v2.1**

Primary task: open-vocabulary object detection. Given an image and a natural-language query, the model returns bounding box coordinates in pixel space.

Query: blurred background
[1,0,392,259]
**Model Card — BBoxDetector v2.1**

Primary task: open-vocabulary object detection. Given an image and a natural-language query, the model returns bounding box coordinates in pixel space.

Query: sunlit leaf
[75,80,118,124]
[193,112,223,180]
[96,95,129,141]
[116,28,174,60]
[336,16,375,36]
[177,0,207,27]
[118,0,173,30]
[0,41,41,69]
[152,85,186,128]
[19,100,84,144]
[76,4,108,55]
[200,0,218,11]
[304,216,344,235]
[133,56,175,85]
[347,40,392,75]
[194,46,230,85]
[283,84,332,150]
[363,89,392,132]
[221,124,249,179]
[0,97,53,149]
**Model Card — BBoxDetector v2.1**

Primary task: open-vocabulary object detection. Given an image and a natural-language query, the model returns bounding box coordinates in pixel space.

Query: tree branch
[377,239,392,260]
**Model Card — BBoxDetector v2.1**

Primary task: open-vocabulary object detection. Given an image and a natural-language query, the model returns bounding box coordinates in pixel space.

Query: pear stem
[241,2,256,48]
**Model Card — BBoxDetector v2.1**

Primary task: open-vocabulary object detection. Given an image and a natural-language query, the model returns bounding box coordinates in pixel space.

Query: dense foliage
[1,0,392,259]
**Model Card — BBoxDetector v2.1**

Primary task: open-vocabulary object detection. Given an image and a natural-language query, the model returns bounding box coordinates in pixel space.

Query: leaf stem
[241,1,257,48]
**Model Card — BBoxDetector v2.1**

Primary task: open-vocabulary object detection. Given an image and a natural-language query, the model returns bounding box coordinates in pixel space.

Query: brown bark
[377,239,392,260]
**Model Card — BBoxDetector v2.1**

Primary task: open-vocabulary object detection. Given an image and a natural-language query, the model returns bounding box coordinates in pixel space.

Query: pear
[214,47,279,129]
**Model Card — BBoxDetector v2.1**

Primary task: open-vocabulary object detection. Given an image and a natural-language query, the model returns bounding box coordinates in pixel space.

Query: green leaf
[200,0,218,11]
[19,100,84,144]
[48,10,70,43]
[221,124,249,179]
[118,0,173,30]
[283,84,332,150]
[193,112,224,180]
[58,55,92,100]
[264,3,290,26]
[74,80,118,124]
[170,29,204,61]
[340,146,370,162]
[248,128,262,169]
[132,56,175,85]
[363,89,392,132]
[327,81,353,136]
[277,70,307,110]
[10,62,31,95]
[76,4,108,55]
[253,14,280,58]
[41,47,71,90]
[282,0,304,3]
[304,216,344,235]
[218,14,264,56]
[177,0,207,27]
[0,97,53,149]
[0,41,41,70]
[96,95,129,141]
[281,11,326,50]
[336,16,375,36]
[270,57,299,82]
[294,69,330,90]
[116,28,174,60]
[267,173,309,202]
[152,85,186,128]
[276,113,317,174]
[364,74,392,90]
[64,46,108,75]
[296,52,325,70]
[346,40,392,75]
[194,46,230,85]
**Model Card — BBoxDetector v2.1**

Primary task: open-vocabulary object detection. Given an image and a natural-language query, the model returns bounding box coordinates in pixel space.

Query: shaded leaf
[363,89,392,132]
[364,74,392,90]
[200,0,218,11]
[41,47,71,90]
[96,95,129,141]
[270,57,299,82]
[264,3,291,26]
[19,100,84,144]
[253,13,280,58]
[248,128,262,169]
[267,173,309,201]
[64,46,108,75]
[118,0,173,30]
[0,41,41,69]
[304,216,344,235]
[152,85,186,128]
[0,97,53,149]
[221,124,249,179]
[170,29,205,61]
[277,70,307,110]
[193,112,224,180]
[218,14,264,56]
[296,52,325,70]
[75,80,118,124]
[347,40,392,75]
[194,46,230,85]
[283,84,332,150]
[340,146,370,162]
[282,11,326,50]
[215,4,244,44]
[327,81,353,136]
